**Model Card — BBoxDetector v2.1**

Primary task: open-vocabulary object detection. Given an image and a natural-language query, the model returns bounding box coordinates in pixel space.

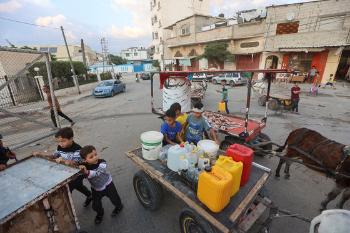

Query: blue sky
[0,0,309,53]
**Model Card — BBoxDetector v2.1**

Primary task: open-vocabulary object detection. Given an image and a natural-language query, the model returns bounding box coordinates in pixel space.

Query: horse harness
[287,129,349,177]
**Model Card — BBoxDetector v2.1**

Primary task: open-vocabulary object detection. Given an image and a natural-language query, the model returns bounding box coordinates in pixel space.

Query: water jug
[179,166,200,192]
[218,101,226,113]
[185,146,201,167]
[140,131,164,160]
[197,165,232,213]
[309,209,350,233]
[198,155,210,170]
[167,144,189,172]
[215,156,243,197]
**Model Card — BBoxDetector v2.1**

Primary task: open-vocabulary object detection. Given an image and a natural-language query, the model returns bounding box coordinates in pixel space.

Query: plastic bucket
[140,131,164,160]
[198,140,219,160]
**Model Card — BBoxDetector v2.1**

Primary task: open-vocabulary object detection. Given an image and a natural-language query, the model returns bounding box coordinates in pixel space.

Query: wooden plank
[229,173,269,223]
[126,151,230,233]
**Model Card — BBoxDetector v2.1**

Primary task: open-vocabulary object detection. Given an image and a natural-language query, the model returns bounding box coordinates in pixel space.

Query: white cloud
[23,0,51,6]
[0,0,22,13]
[35,14,66,26]
[108,0,151,39]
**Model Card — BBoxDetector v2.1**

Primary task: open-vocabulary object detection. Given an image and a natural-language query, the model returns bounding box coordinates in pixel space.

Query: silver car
[212,73,247,86]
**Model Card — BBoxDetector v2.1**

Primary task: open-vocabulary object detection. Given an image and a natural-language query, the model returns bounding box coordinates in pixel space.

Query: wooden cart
[126,148,272,233]
[0,156,85,233]
[258,94,292,112]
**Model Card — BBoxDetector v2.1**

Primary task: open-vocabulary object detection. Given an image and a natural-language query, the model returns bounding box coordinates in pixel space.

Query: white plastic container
[198,155,210,170]
[140,131,164,160]
[167,144,189,172]
[163,77,191,112]
[309,209,350,233]
[198,140,219,160]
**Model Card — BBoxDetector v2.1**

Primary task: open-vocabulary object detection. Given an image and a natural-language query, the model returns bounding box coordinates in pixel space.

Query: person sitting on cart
[170,102,188,139]
[161,109,184,145]
[32,127,93,207]
[0,134,16,171]
[216,80,229,114]
[183,102,219,145]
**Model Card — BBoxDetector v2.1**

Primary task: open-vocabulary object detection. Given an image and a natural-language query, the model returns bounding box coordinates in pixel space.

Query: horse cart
[151,70,294,153]
[126,147,273,233]
[0,156,85,233]
[191,80,207,105]
[258,94,292,112]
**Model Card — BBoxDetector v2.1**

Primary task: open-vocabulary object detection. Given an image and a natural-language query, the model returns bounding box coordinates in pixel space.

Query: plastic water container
[215,156,243,197]
[309,209,350,233]
[198,140,219,160]
[167,145,189,172]
[218,101,226,113]
[197,166,232,213]
[185,146,202,167]
[198,155,210,170]
[226,144,254,186]
[140,131,164,160]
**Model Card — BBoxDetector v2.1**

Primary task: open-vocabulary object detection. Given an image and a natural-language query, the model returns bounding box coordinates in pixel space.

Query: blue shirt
[185,114,211,144]
[161,121,182,141]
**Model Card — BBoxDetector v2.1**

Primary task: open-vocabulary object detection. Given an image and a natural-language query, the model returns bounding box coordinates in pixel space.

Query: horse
[275,128,350,211]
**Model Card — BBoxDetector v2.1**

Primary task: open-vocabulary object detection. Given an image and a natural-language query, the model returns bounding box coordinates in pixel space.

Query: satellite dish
[286,12,295,21]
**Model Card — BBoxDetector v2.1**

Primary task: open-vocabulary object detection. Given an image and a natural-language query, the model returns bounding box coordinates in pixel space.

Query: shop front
[236,53,261,70]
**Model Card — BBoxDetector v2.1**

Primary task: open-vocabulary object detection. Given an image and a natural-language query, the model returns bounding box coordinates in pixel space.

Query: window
[317,16,344,31]
[154,32,159,39]
[49,47,57,53]
[180,24,190,36]
[39,47,48,52]
[134,52,138,56]
[276,22,299,35]
[125,53,130,57]
[240,42,259,48]
[232,73,239,77]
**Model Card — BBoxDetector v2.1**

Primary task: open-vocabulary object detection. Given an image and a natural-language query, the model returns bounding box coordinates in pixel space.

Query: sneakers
[111,204,123,217]
[83,195,92,207]
[94,214,104,224]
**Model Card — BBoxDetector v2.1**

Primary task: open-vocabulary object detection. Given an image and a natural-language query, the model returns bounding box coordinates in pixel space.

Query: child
[79,145,123,224]
[161,109,184,145]
[291,82,301,113]
[0,134,16,171]
[32,127,92,207]
[216,80,229,114]
[170,103,188,139]
[183,102,219,145]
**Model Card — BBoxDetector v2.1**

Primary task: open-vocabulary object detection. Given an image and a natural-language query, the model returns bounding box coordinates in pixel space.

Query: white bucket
[198,140,219,160]
[163,77,191,112]
[140,131,164,160]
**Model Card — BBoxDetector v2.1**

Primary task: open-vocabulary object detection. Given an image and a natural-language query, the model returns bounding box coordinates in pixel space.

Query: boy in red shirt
[291,82,301,113]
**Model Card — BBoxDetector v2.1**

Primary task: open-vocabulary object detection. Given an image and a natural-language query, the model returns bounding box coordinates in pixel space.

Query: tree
[152,60,160,70]
[200,42,235,64]
[109,54,127,65]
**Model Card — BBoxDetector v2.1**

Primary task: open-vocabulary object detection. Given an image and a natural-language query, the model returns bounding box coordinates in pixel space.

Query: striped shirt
[84,159,112,191]
[53,142,82,163]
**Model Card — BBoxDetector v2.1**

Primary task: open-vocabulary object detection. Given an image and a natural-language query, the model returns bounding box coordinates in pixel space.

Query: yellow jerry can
[215,156,243,197]
[218,101,226,113]
[197,165,232,213]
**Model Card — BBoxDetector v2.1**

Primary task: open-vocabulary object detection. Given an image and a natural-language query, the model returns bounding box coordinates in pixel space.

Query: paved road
[14,76,350,233]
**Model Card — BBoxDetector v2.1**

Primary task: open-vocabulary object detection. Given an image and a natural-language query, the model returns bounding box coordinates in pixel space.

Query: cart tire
[179,208,217,233]
[230,80,235,87]
[133,170,163,211]
[267,99,279,111]
[258,95,267,106]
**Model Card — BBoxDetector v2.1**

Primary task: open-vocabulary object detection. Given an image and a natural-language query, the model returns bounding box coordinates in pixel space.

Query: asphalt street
[13,75,350,233]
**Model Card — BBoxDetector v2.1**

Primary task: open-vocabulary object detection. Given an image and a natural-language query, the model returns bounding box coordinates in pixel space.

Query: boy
[291,82,301,113]
[216,80,229,114]
[32,127,92,207]
[43,85,75,128]
[0,134,16,171]
[183,102,219,145]
[79,145,123,224]
[161,109,184,145]
[170,103,188,139]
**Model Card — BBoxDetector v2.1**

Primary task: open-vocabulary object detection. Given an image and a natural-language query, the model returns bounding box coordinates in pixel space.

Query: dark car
[141,72,151,80]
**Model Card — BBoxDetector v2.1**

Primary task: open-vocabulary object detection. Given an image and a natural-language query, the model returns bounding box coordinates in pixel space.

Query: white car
[212,73,247,86]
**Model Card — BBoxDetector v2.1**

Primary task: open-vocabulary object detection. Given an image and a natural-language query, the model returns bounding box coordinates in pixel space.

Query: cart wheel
[133,170,163,211]
[267,99,279,111]
[179,208,217,233]
[258,95,267,106]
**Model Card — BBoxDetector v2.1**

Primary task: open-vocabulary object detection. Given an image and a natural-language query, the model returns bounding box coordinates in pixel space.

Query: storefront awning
[279,48,325,52]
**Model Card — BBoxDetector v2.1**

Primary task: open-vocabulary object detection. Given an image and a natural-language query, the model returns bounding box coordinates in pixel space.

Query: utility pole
[60,26,81,94]
[81,39,88,78]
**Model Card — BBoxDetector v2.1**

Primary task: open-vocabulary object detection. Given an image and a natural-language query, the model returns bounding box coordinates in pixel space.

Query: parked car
[140,72,151,80]
[212,73,247,86]
[93,79,126,97]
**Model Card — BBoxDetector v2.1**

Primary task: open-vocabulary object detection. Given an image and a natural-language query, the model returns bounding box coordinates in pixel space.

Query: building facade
[150,0,210,69]
[120,47,149,61]
[163,12,266,71]
[30,45,99,65]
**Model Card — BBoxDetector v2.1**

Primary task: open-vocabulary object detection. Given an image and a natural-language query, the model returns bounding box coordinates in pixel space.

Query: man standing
[309,66,317,83]
[291,82,301,113]
[43,85,75,127]
[217,80,229,114]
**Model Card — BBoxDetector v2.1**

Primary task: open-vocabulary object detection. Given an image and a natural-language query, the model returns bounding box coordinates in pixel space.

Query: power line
[0,16,60,30]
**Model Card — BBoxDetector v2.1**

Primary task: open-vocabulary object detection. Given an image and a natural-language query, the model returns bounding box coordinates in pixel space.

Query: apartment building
[120,47,149,61]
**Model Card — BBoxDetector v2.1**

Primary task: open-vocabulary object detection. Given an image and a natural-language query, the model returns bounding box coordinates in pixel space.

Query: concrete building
[163,12,267,71]
[30,44,99,65]
[263,0,350,83]
[120,47,149,61]
[150,0,210,69]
